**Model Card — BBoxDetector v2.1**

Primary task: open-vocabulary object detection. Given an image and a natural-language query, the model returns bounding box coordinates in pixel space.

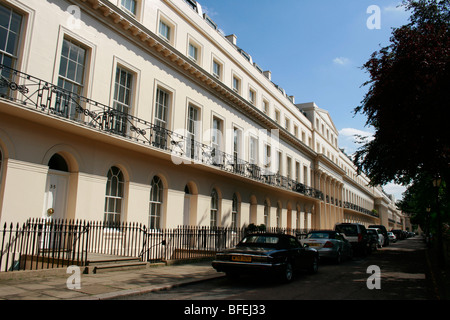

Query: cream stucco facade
[0,0,404,231]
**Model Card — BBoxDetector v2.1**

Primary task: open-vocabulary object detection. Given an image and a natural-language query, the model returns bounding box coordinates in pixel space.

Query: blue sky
[197,0,410,200]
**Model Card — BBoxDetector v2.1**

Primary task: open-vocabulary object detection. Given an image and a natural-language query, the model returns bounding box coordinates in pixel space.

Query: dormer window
[121,0,137,16]
[159,20,171,42]
[188,43,198,62]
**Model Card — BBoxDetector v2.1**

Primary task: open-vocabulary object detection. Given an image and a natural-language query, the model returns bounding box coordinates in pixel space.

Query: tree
[355,1,450,267]
[353,0,450,188]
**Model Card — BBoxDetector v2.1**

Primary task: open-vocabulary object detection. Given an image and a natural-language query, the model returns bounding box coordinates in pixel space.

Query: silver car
[300,230,353,264]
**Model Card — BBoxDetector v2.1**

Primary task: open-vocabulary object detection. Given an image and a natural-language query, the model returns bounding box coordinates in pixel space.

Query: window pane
[0,6,10,29]
[0,28,7,51]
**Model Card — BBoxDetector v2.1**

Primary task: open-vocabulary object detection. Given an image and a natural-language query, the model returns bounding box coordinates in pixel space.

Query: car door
[336,233,349,256]
[288,237,307,270]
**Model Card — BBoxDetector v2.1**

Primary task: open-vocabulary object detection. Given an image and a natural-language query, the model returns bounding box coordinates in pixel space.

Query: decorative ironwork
[0,219,313,272]
[0,64,324,200]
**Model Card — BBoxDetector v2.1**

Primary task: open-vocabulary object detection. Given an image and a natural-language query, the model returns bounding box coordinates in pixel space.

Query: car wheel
[308,256,319,274]
[280,261,294,282]
[335,250,342,264]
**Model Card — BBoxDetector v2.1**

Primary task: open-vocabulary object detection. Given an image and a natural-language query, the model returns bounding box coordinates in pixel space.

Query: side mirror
[303,243,309,248]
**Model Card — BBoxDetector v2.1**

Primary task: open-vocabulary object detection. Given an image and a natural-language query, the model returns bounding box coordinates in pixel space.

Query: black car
[392,229,406,240]
[212,233,319,282]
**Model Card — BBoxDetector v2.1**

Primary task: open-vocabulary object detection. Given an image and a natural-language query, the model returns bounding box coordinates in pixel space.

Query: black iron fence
[0,219,89,272]
[1,219,310,272]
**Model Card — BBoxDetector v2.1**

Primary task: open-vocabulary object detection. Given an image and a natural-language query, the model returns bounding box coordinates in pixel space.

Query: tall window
[0,4,22,96]
[212,117,223,165]
[149,176,163,229]
[276,203,282,228]
[112,66,133,134]
[286,156,292,180]
[249,136,258,165]
[295,161,301,183]
[154,87,170,148]
[57,38,87,120]
[264,200,270,227]
[277,151,282,175]
[233,128,241,161]
[264,144,271,172]
[210,189,218,227]
[104,166,125,226]
[186,104,199,159]
[231,193,239,229]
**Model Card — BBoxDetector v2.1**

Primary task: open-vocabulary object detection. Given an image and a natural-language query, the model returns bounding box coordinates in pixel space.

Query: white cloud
[333,57,350,65]
[339,128,374,141]
[383,4,405,13]
[383,182,407,201]
[339,128,374,155]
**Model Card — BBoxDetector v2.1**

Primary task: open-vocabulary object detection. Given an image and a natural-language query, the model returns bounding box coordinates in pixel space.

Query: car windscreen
[306,232,332,239]
[335,225,358,236]
[239,235,280,246]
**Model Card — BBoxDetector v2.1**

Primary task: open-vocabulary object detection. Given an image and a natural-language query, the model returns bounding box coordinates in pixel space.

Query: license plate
[307,243,320,247]
[232,255,251,262]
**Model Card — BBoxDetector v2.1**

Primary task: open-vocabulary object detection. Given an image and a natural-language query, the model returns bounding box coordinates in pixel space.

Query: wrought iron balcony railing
[0,64,324,201]
[343,201,378,217]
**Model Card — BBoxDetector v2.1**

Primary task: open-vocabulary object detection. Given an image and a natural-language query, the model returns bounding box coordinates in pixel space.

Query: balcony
[343,201,379,218]
[0,64,324,201]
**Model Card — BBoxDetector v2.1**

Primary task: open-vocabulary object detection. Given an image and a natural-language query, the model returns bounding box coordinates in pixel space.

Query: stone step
[85,257,154,274]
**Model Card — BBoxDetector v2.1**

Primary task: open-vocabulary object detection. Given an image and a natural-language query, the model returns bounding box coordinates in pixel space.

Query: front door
[43,171,69,221]
[41,171,69,249]
[183,194,191,226]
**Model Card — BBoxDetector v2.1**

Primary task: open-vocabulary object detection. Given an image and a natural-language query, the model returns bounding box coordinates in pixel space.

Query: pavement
[0,260,224,300]
[0,236,448,301]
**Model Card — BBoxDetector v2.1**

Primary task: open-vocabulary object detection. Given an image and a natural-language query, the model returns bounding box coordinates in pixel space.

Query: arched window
[264,200,270,227]
[48,154,69,172]
[210,189,218,227]
[104,166,124,226]
[231,193,239,228]
[149,176,163,229]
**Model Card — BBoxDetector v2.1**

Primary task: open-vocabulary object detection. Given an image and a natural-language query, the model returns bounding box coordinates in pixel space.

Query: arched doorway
[43,154,70,220]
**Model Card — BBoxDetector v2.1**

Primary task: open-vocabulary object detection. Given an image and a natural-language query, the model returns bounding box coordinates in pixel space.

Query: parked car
[211,233,319,282]
[392,229,406,240]
[335,223,369,256]
[368,224,390,246]
[367,228,384,250]
[387,232,397,243]
[300,230,353,263]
